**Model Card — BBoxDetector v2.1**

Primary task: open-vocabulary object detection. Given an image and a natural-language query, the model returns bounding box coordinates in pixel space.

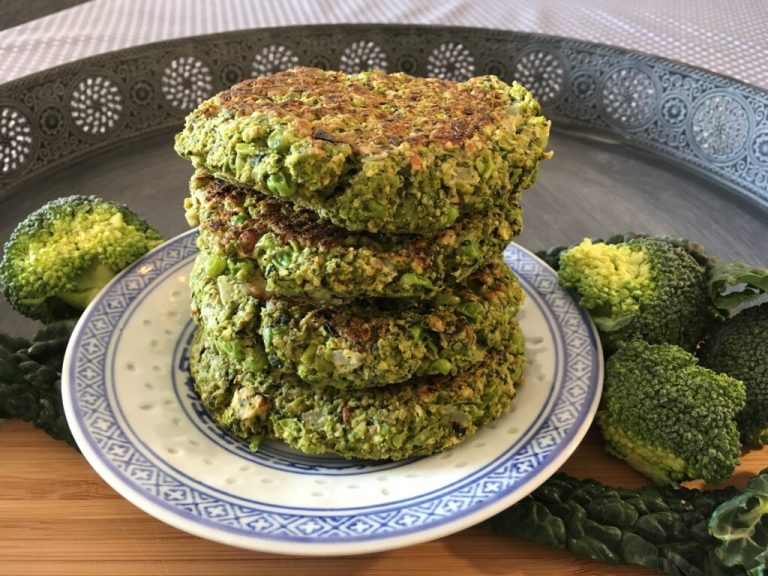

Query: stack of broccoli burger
[175,67,551,459]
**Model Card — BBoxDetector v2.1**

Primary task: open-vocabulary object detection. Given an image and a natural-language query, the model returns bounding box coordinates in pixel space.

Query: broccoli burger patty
[188,328,525,460]
[189,171,522,302]
[175,67,550,236]
[190,254,525,388]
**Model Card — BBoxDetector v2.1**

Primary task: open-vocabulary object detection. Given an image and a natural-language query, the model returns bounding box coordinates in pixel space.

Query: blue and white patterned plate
[62,229,603,556]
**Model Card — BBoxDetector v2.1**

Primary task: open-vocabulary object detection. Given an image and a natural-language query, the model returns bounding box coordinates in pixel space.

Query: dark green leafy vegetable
[710,469,768,575]
[0,320,77,447]
[488,470,768,575]
[700,303,768,449]
[0,333,29,393]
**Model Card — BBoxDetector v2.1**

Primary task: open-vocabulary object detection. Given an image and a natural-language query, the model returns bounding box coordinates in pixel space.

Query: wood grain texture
[2,420,766,576]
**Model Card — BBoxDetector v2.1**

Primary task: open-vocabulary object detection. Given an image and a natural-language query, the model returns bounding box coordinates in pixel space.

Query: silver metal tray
[1,24,767,336]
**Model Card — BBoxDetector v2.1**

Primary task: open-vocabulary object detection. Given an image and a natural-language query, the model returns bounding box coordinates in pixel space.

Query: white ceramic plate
[62,229,603,556]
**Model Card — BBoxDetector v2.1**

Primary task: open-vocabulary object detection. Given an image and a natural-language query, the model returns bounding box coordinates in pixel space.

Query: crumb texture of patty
[190,252,524,389]
[188,327,525,460]
[175,67,550,235]
[179,67,540,461]
[189,171,522,302]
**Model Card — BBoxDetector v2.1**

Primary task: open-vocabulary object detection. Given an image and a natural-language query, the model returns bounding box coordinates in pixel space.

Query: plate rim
[62,229,604,556]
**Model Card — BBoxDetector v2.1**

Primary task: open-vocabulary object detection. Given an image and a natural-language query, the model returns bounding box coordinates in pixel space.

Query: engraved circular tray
[0,23,767,551]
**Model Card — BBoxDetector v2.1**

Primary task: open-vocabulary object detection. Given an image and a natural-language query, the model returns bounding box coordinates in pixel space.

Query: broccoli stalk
[0,321,76,446]
[598,340,745,485]
[0,195,164,322]
[487,470,768,576]
[538,233,768,351]
[699,303,768,448]
[54,262,118,310]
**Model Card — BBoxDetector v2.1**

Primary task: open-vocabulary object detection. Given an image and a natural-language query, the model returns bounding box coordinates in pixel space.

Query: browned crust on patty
[203,176,349,248]
[196,67,509,150]
[200,175,441,257]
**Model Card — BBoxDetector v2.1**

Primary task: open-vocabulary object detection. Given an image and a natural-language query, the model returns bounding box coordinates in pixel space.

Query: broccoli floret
[557,237,709,351]
[487,469,768,576]
[0,320,76,446]
[545,234,768,352]
[0,195,163,322]
[597,339,745,485]
[700,303,768,448]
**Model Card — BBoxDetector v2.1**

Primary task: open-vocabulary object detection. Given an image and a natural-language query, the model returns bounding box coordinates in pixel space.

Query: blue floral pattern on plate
[62,229,602,555]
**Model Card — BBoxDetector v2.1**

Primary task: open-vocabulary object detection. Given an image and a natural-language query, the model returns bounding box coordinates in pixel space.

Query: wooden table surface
[2,420,766,576]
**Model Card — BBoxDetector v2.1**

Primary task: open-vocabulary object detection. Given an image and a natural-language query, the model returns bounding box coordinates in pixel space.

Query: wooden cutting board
[2,420,765,576]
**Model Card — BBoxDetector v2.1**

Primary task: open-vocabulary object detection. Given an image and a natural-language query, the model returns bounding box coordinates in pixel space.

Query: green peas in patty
[188,327,525,460]
[175,67,550,235]
[190,255,524,389]
[188,171,522,302]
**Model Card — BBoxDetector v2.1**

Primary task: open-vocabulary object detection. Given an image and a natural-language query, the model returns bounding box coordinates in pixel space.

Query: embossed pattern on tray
[0,25,766,208]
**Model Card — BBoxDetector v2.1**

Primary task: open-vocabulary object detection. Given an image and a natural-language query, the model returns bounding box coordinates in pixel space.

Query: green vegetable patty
[188,329,525,459]
[190,252,267,378]
[189,171,522,302]
[190,254,524,388]
[175,67,550,235]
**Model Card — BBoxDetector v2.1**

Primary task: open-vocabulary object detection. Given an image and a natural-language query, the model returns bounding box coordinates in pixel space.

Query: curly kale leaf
[488,471,768,575]
[0,320,77,447]
[710,468,768,576]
